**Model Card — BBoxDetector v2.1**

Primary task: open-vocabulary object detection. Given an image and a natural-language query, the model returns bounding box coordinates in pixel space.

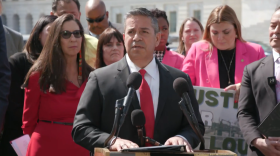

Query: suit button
[206,79,209,83]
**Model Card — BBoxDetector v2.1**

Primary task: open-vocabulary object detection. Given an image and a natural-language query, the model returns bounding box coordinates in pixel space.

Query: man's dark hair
[150,8,169,26]
[275,6,280,12]
[52,0,80,12]
[124,8,159,34]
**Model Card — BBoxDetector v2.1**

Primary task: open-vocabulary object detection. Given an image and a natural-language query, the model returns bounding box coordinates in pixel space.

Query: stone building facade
[2,0,280,45]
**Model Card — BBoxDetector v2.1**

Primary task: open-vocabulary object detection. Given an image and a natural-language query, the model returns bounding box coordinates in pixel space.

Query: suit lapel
[116,57,140,110]
[4,26,16,54]
[162,49,176,67]
[162,50,170,65]
[235,40,247,83]
[155,59,170,126]
[205,47,220,88]
[261,55,277,105]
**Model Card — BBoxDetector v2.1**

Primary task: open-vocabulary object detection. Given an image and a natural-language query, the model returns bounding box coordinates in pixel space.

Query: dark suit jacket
[0,52,32,156]
[4,25,23,57]
[238,55,276,156]
[0,17,11,131]
[72,57,204,152]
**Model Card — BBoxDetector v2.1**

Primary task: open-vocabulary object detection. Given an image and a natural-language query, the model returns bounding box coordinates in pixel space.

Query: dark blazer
[3,25,23,57]
[0,17,11,131]
[0,52,32,156]
[72,57,204,152]
[238,55,276,156]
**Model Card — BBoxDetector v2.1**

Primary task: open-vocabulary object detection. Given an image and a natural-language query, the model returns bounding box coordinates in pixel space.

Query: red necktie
[138,69,155,146]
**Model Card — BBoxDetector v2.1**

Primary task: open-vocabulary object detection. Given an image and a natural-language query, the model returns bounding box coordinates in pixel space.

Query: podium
[95,148,237,156]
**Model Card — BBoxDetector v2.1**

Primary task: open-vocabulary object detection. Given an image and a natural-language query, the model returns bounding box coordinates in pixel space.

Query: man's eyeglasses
[60,30,83,39]
[86,14,106,23]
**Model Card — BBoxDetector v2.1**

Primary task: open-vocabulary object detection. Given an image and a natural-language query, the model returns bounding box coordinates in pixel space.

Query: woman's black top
[217,48,236,89]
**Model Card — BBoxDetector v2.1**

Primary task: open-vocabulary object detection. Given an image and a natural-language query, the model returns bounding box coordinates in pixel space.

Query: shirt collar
[89,21,112,38]
[273,49,280,62]
[109,21,113,28]
[154,50,165,53]
[125,54,158,80]
[89,31,98,38]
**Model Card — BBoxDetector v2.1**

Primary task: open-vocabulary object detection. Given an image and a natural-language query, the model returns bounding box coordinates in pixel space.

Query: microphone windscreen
[131,109,146,126]
[173,77,189,97]
[126,72,142,90]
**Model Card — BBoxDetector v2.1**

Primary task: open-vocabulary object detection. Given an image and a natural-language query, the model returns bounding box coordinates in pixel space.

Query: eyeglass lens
[86,14,105,23]
[61,30,81,39]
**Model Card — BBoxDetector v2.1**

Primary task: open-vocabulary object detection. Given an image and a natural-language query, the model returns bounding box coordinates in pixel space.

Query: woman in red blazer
[150,8,184,70]
[21,14,93,156]
[182,5,265,102]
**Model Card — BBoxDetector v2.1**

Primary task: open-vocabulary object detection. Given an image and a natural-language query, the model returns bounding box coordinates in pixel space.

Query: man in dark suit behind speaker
[0,15,10,132]
[3,26,23,57]
[72,8,204,153]
[238,7,280,156]
[0,0,24,58]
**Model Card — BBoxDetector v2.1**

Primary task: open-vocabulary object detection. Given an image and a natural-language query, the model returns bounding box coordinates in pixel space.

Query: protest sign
[193,86,247,156]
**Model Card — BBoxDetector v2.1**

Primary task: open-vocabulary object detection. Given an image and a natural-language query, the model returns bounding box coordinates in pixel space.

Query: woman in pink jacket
[182,5,265,102]
[150,8,184,70]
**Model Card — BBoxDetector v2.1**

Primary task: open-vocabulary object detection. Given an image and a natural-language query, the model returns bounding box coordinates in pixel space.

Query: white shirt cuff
[176,135,188,143]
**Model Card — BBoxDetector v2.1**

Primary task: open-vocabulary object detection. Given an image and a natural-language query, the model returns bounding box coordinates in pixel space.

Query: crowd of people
[0,0,279,156]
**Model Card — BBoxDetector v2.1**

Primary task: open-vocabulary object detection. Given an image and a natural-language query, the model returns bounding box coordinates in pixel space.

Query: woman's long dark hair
[95,28,126,69]
[23,14,92,93]
[24,15,57,63]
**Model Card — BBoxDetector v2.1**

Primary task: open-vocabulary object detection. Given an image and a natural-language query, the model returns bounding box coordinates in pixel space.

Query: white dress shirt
[126,54,160,118]
[273,49,280,76]
[273,50,280,103]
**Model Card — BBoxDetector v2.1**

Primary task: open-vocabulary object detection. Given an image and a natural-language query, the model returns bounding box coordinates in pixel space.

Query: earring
[236,35,238,38]
[78,50,82,80]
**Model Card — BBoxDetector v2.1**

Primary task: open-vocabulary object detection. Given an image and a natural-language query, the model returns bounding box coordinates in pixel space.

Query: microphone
[131,109,162,146]
[104,72,142,147]
[268,77,276,86]
[131,109,145,147]
[173,77,205,150]
[118,72,142,129]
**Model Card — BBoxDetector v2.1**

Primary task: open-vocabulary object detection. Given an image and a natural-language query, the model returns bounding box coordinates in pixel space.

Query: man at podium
[72,8,204,153]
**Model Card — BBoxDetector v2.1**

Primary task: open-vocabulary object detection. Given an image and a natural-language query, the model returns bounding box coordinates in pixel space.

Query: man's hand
[252,138,280,156]
[164,136,193,152]
[268,137,280,151]
[109,138,139,151]
[224,83,241,103]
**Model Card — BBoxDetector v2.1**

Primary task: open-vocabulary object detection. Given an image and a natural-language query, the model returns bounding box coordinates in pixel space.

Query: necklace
[218,49,235,85]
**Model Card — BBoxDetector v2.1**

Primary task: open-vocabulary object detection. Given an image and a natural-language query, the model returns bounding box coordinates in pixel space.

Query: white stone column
[6,13,13,28]
[19,13,26,34]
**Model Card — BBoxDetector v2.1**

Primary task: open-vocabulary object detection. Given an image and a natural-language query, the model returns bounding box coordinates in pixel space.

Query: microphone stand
[104,87,137,148]
[143,136,162,146]
[182,93,202,138]
[136,127,162,146]
[104,98,125,147]
[178,99,205,150]
[136,127,145,147]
